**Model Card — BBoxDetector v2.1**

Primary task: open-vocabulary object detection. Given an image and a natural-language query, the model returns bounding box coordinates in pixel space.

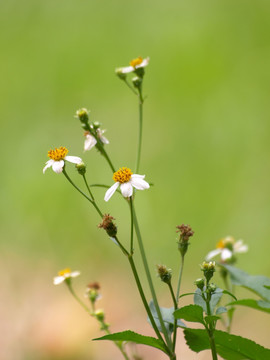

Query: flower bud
[76,162,86,175]
[75,108,89,123]
[157,264,172,284]
[201,261,216,282]
[86,282,101,303]
[194,278,205,291]
[132,76,143,89]
[115,68,127,80]
[208,283,217,294]
[95,309,105,321]
[93,121,101,130]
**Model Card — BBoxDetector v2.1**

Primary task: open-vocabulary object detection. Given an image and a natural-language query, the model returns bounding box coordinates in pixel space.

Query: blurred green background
[1,0,270,359]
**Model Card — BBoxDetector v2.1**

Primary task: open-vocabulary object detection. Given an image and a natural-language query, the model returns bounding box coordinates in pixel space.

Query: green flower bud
[76,162,86,175]
[201,261,216,282]
[194,278,205,291]
[208,283,217,294]
[75,108,89,123]
[95,309,105,321]
[132,76,143,89]
[115,68,127,80]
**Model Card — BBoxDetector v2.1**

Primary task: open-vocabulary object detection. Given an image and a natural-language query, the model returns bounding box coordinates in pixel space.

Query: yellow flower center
[48,146,68,161]
[113,167,133,184]
[216,236,234,249]
[58,268,71,276]
[129,57,143,68]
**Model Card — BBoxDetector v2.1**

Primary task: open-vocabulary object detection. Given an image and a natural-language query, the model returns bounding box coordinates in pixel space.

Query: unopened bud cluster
[76,162,86,175]
[201,261,216,282]
[157,264,172,284]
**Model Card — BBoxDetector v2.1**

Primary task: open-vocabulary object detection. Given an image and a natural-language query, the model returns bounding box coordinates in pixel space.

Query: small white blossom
[116,56,150,75]
[84,128,109,151]
[53,268,80,285]
[206,236,248,261]
[43,147,82,174]
[104,167,150,202]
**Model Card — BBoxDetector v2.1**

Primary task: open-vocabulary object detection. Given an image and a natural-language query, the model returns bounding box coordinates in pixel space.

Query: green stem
[100,146,116,173]
[176,255,185,304]
[66,281,93,315]
[132,204,172,349]
[135,90,144,173]
[124,79,138,95]
[83,174,95,200]
[205,288,218,360]
[129,197,134,254]
[63,169,103,218]
[128,256,168,347]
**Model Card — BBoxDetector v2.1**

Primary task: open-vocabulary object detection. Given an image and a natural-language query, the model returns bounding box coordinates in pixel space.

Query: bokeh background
[1,0,270,359]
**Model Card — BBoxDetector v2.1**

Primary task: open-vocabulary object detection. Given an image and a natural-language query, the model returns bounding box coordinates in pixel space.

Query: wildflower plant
[44,57,270,360]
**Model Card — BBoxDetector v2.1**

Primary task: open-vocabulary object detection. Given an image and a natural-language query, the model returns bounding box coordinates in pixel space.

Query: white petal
[137,57,150,68]
[70,271,80,278]
[52,160,64,173]
[100,136,109,145]
[234,240,248,253]
[205,249,222,261]
[84,135,97,151]
[120,182,133,198]
[53,276,65,285]
[130,175,150,190]
[221,249,233,260]
[104,182,119,202]
[131,174,145,179]
[121,66,134,74]
[65,156,82,164]
[43,159,54,174]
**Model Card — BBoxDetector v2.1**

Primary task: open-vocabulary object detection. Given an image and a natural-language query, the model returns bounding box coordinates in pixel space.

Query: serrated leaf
[228,299,270,314]
[194,287,223,313]
[148,300,185,336]
[216,306,227,315]
[222,264,270,302]
[94,330,168,354]
[174,304,204,324]
[184,328,270,359]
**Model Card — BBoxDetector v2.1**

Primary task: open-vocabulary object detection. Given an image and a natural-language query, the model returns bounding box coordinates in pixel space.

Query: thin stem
[168,282,177,310]
[124,79,138,95]
[135,90,144,173]
[176,255,185,303]
[66,281,93,315]
[128,255,170,353]
[63,169,103,218]
[169,281,178,352]
[205,286,218,360]
[129,197,134,254]
[100,146,116,173]
[83,174,95,200]
[132,204,172,349]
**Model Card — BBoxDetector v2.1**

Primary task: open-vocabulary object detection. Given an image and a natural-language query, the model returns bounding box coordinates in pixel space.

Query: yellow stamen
[58,268,71,276]
[113,167,133,184]
[216,236,234,249]
[129,57,143,68]
[48,146,68,161]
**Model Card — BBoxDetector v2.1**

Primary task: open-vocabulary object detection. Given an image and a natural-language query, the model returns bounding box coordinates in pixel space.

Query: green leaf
[228,299,270,314]
[216,306,227,315]
[264,285,270,290]
[222,289,237,301]
[94,330,168,354]
[204,315,220,325]
[184,328,270,359]
[148,300,185,336]
[174,304,204,324]
[194,287,223,313]
[222,264,270,301]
